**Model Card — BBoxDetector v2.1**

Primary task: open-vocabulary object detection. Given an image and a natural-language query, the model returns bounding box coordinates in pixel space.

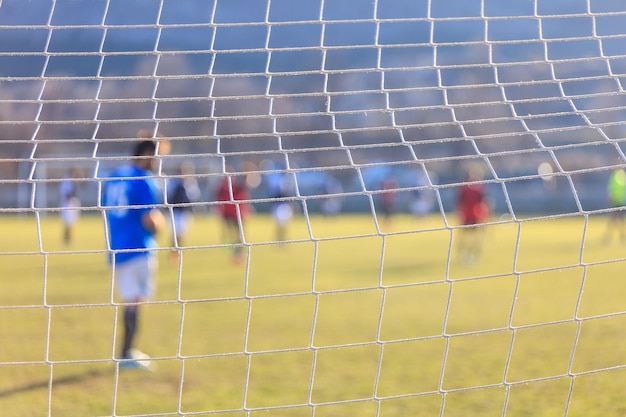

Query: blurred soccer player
[59,167,82,245]
[379,177,399,227]
[270,172,296,242]
[604,166,626,243]
[409,170,435,217]
[320,175,343,216]
[456,168,490,265]
[103,136,170,370]
[215,174,251,264]
[167,161,201,263]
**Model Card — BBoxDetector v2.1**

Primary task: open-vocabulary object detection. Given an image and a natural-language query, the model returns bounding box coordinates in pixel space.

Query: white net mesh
[2,0,626,416]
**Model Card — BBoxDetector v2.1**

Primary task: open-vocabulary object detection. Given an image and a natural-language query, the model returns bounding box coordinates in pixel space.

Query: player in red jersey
[456,167,490,264]
[215,175,251,264]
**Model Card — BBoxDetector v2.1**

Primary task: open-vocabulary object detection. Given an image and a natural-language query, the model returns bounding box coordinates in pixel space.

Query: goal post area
[2,0,626,416]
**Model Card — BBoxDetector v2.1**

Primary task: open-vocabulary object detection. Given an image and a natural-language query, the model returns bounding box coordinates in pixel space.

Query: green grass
[2,212,626,416]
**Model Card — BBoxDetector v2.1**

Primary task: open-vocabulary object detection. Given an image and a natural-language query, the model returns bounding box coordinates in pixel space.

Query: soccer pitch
[1,213,626,416]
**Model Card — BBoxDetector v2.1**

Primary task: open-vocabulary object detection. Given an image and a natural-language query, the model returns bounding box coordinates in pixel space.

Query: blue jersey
[103,165,161,264]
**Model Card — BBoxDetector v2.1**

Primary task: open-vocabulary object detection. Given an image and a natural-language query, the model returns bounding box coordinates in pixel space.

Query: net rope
[2,0,626,416]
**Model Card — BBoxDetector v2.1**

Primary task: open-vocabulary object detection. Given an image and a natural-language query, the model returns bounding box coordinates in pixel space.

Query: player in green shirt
[604,167,626,243]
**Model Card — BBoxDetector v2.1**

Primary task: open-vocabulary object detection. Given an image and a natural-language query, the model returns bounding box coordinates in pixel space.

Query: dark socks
[121,307,138,358]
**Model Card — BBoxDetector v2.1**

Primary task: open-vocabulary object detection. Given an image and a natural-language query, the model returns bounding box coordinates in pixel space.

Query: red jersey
[216,178,250,221]
[458,183,488,225]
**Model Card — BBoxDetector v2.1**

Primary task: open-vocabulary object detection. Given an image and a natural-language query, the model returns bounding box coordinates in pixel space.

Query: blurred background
[1,0,625,215]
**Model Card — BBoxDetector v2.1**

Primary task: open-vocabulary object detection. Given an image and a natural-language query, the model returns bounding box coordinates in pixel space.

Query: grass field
[1,212,626,417]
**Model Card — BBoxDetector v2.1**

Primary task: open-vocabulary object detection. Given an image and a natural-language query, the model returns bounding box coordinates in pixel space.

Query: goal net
[2,0,626,415]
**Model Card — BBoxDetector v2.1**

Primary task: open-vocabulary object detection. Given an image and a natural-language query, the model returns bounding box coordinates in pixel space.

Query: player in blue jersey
[103,137,170,371]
